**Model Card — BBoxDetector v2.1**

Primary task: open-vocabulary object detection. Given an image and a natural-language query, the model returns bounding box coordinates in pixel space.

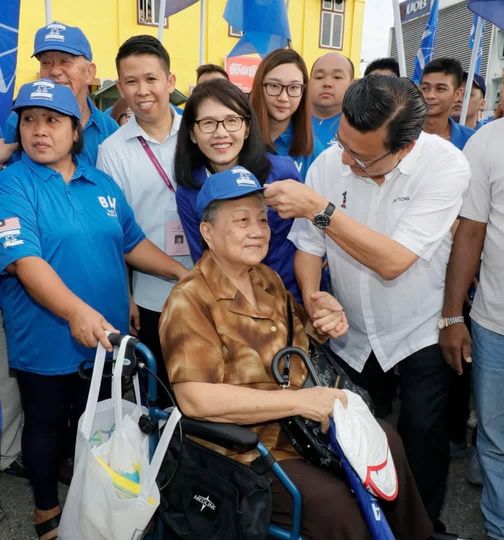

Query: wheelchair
[106,333,304,540]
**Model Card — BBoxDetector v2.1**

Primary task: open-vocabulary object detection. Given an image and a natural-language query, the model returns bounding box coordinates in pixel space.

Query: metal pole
[460,16,484,126]
[45,0,52,24]
[392,0,407,77]
[158,0,166,41]
[199,0,206,65]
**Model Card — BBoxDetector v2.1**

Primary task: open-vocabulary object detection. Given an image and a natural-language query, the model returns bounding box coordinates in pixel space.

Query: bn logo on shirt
[98,196,117,218]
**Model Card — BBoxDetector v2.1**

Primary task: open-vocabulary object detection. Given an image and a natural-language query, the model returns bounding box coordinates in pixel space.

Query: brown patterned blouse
[159,250,310,464]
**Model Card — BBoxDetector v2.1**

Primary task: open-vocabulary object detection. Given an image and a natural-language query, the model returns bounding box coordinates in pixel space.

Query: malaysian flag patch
[0,217,23,248]
[0,217,20,233]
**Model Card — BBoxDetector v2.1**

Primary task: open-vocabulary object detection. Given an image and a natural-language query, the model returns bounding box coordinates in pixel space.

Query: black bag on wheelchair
[157,434,272,540]
[271,298,374,474]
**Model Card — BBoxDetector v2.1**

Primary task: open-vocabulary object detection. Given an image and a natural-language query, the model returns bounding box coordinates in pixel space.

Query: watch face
[314,213,331,229]
[437,318,446,330]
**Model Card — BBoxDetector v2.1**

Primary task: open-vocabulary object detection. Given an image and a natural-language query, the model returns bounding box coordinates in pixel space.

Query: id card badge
[165,211,190,256]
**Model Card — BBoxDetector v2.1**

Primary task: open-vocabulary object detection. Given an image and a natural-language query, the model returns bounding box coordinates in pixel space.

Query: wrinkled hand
[263,180,327,220]
[439,323,472,375]
[67,303,118,351]
[129,297,140,336]
[310,291,348,338]
[297,387,348,433]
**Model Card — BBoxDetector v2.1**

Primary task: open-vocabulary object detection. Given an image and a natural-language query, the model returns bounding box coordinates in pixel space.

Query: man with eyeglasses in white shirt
[264,75,471,538]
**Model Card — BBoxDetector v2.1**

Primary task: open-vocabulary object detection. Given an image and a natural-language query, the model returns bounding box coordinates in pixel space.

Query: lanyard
[137,136,175,193]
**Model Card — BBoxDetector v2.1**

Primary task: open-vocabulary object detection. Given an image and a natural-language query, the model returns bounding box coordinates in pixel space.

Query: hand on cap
[263,180,327,220]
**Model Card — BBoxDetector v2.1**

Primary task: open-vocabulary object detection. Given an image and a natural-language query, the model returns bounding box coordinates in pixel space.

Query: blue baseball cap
[13,79,81,120]
[32,22,92,61]
[196,166,264,218]
[463,71,486,97]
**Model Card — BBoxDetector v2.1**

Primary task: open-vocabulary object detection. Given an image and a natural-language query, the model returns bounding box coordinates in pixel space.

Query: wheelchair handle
[271,346,322,388]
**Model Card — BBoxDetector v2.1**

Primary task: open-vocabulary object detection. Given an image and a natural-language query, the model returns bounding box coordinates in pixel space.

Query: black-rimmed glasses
[195,116,247,134]
[263,82,306,97]
[335,133,392,170]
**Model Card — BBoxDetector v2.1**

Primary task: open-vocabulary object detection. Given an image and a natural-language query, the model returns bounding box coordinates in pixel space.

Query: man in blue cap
[0,22,117,167]
[451,72,486,131]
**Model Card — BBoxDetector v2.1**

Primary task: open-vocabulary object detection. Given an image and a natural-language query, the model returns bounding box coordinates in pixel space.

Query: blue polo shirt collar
[85,96,101,130]
[20,152,97,184]
[276,122,294,148]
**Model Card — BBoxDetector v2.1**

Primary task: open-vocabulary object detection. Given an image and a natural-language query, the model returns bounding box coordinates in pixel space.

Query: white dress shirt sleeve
[460,124,492,223]
[391,150,470,261]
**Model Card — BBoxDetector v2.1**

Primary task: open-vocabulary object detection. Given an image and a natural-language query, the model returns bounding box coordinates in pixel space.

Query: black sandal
[35,512,61,539]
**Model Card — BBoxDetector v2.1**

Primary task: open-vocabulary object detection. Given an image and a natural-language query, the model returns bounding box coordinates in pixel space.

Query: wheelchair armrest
[181,417,259,453]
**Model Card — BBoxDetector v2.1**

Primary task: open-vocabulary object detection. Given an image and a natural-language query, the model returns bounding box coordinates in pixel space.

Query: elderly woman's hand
[310,291,349,339]
[67,303,118,351]
[297,387,348,433]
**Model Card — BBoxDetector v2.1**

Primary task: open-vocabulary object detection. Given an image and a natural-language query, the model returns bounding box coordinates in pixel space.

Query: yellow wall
[15,0,365,96]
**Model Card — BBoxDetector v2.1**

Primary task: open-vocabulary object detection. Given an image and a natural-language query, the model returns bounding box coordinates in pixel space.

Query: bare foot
[34,505,61,540]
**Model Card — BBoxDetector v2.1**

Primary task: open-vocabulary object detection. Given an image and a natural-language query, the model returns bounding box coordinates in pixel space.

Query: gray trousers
[0,311,22,470]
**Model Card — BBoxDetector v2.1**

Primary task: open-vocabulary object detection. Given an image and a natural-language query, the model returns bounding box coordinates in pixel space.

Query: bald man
[310,52,354,148]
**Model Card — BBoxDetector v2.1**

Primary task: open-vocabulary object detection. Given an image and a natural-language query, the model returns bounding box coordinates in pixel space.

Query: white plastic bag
[59,335,181,540]
[333,390,398,501]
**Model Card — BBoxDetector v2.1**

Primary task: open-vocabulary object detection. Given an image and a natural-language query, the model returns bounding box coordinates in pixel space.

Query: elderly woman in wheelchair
[159,167,433,540]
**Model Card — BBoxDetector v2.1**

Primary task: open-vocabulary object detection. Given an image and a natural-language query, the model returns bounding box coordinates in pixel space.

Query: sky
[360,0,395,73]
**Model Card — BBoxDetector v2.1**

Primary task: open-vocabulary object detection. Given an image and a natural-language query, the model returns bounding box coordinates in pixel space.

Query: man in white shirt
[440,119,504,540]
[264,76,470,532]
[97,36,189,399]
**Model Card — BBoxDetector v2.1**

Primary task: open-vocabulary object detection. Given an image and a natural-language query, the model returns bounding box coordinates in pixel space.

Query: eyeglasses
[263,82,305,98]
[335,133,392,170]
[194,116,246,134]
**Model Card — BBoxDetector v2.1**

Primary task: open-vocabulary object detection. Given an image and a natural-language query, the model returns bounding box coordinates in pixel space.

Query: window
[228,24,243,38]
[138,0,168,28]
[320,0,344,50]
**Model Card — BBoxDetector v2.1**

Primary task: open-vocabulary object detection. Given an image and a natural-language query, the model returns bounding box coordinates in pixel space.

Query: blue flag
[164,0,199,17]
[468,0,504,31]
[328,420,395,540]
[469,14,486,75]
[0,0,21,131]
[224,0,291,58]
[412,0,439,84]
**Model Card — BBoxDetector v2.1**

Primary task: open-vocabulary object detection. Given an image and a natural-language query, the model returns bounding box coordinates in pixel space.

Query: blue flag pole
[460,15,484,126]
[392,0,407,77]
[412,0,439,85]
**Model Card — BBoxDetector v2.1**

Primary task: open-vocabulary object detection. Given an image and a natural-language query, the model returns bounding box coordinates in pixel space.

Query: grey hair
[199,192,266,250]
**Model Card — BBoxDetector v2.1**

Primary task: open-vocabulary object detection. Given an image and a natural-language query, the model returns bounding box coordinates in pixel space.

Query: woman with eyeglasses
[174,78,304,301]
[250,49,324,180]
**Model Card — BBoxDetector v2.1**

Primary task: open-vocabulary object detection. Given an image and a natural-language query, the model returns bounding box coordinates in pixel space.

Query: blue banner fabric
[468,0,504,31]
[224,0,291,58]
[0,0,21,131]
[412,0,440,84]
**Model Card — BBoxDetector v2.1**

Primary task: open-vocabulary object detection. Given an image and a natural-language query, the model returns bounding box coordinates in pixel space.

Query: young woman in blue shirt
[250,49,324,180]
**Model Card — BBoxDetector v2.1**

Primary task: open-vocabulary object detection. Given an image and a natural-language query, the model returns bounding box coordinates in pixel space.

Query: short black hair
[115,35,170,75]
[174,79,271,188]
[16,111,83,156]
[364,57,400,77]
[342,76,427,153]
[196,64,229,82]
[421,57,463,89]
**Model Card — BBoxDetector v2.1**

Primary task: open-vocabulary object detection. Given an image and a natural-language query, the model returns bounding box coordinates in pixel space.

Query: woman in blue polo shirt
[174,78,303,301]
[0,80,187,540]
[250,49,323,181]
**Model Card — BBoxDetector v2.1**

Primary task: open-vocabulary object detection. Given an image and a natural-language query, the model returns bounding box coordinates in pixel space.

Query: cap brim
[32,44,91,61]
